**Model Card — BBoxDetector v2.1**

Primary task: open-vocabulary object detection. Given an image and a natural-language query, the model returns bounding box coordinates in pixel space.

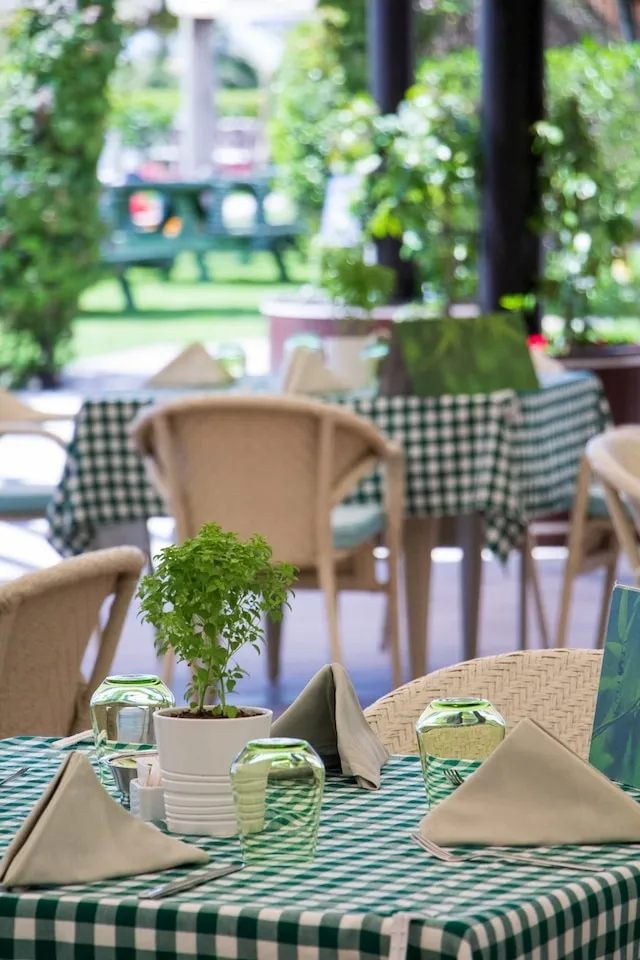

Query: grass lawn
[74,251,309,358]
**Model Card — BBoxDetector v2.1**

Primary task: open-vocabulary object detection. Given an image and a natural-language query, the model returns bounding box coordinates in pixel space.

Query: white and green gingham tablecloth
[1,738,640,960]
[47,372,609,560]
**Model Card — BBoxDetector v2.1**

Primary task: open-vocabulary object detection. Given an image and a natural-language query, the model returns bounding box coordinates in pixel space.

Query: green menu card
[378,314,540,397]
[589,584,640,787]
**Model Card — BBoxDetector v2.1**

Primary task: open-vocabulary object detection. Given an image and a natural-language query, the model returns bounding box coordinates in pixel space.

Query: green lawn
[74,251,309,358]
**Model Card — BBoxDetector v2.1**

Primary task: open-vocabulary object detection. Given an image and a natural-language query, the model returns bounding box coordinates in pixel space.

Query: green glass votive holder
[230,738,325,863]
[416,697,506,808]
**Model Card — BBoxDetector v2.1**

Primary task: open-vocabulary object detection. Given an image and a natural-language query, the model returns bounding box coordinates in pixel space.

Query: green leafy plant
[138,523,296,716]
[0,0,122,386]
[534,95,635,346]
[320,246,396,333]
[269,8,349,223]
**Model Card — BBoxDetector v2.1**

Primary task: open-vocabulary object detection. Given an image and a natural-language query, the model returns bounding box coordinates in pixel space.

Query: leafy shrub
[0,0,122,386]
[269,8,348,222]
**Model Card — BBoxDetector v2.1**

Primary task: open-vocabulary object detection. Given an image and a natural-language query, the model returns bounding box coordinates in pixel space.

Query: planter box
[560,344,640,425]
[261,298,395,372]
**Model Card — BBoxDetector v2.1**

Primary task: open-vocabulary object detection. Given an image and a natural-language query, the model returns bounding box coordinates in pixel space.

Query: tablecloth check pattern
[1,739,640,960]
[46,372,609,561]
[343,371,610,559]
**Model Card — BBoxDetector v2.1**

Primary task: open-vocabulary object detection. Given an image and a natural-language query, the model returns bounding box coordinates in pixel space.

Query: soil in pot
[170,708,264,720]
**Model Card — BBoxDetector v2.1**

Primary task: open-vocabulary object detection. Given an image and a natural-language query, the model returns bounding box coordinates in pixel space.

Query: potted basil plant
[138,523,296,835]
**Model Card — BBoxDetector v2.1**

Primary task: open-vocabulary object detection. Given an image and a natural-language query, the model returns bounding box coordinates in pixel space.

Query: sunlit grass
[74,250,308,357]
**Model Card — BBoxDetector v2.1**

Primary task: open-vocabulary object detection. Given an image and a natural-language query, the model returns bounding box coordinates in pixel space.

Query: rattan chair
[131,394,404,689]
[587,426,640,581]
[0,391,71,525]
[364,648,603,760]
[525,455,619,649]
[0,546,145,737]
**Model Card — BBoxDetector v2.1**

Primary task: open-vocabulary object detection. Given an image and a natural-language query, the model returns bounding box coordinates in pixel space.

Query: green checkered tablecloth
[47,372,610,560]
[1,739,640,960]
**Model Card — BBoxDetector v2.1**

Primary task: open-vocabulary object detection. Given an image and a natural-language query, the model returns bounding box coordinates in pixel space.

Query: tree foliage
[0,0,122,386]
[138,523,296,715]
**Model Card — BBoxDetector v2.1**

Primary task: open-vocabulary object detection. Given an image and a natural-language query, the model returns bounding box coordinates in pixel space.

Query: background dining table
[0,737,639,960]
[46,370,610,677]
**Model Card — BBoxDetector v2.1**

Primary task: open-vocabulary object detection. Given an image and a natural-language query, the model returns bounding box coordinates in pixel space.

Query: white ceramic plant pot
[154,706,272,837]
[324,336,370,389]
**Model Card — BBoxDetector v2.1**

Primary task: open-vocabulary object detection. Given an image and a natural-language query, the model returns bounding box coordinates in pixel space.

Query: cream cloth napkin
[0,753,208,888]
[420,718,640,847]
[145,343,233,388]
[271,663,388,789]
[281,347,349,395]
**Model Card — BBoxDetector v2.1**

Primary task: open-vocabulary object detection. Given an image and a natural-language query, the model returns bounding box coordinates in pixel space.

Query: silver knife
[143,863,244,900]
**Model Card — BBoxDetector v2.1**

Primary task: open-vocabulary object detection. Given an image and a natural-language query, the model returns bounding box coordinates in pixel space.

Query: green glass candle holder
[416,697,506,807]
[231,738,325,863]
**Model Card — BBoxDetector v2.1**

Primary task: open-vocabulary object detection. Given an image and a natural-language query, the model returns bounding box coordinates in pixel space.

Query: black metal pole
[479,0,544,334]
[367,0,416,301]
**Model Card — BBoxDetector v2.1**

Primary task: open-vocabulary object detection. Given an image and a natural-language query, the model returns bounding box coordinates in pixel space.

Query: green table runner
[47,372,609,560]
[0,738,639,960]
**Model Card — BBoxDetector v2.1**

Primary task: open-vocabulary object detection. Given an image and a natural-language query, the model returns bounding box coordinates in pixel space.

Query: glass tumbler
[416,697,506,807]
[90,674,175,789]
[214,342,246,381]
[231,738,325,863]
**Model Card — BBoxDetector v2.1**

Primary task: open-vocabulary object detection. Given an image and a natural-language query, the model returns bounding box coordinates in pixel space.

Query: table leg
[90,521,152,564]
[404,516,439,679]
[457,513,483,662]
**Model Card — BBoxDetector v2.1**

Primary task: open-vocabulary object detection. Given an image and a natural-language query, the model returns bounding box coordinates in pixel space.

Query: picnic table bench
[100,174,302,310]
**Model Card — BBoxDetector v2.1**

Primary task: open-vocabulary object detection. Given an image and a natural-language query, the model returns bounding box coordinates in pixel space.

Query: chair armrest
[0,422,68,451]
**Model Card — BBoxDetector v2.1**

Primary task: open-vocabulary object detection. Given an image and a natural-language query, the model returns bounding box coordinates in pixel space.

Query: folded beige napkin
[271,663,388,789]
[0,753,207,888]
[281,347,349,395]
[145,343,233,388]
[420,717,640,847]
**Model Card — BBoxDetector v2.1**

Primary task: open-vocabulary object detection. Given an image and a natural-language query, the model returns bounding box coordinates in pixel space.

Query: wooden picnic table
[100,174,302,309]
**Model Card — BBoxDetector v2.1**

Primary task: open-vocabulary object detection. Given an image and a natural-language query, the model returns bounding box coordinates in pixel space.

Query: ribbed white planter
[154,706,272,837]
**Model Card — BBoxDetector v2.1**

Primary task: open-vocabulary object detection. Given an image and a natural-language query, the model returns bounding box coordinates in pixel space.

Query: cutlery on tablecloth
[143,863,244,900]
[443,769,464,788]
[412,832,602,873]
[0,767,30,788]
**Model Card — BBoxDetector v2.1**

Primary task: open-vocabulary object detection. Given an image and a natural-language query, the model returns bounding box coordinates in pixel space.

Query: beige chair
[525,455,619,649]
[587,426,640,580]
[0,546,146,737]
[0,390,71,525]
[131,394,405,689]
[364,648,603,760]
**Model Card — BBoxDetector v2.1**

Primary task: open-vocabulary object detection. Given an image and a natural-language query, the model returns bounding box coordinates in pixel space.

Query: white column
[179,17,216,178]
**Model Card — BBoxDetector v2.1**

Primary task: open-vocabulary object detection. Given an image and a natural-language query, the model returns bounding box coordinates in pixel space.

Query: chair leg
[555,456,591,648]
[317,556,343,666]
[404,516,438,679]
[596,554,618,648]
[519,545,528,651]
[385,535,403,691]
[525,534,551,649]
[266,612,283,685]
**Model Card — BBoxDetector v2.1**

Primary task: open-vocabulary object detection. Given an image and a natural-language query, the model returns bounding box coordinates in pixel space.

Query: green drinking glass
[230,738,325,863]
[416,697,506,807]
[90,674,175,784]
